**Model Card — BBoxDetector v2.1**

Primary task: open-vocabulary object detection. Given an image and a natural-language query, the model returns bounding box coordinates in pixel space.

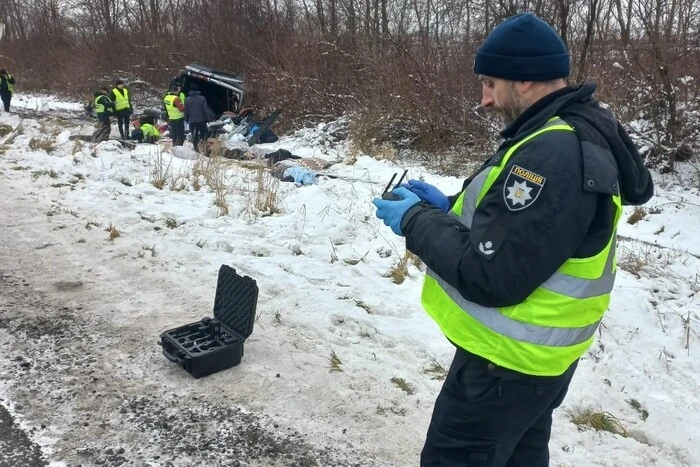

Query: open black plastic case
[158,265,259,379]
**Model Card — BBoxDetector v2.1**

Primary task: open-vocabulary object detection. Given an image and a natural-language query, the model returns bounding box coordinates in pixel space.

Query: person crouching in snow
[131,115,160,144]
[92,87,114,143]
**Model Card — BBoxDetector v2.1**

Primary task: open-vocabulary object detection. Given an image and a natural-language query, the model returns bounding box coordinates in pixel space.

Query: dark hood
[504,82,654,205]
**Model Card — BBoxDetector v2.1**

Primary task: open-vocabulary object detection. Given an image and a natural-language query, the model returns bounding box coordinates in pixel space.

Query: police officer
[163,83,185,146]
[372,13,653,467]
[111,79,133,140]
[0,69,16,112]
[131,115,160,144]
[92,87,114,143]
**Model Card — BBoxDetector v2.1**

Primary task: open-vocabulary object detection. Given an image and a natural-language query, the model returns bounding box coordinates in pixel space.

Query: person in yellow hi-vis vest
[162,83,185,146]
[0,69,16,111]
[92,87,114,143]
[131,115,160,144]
[372,13,654,467]
[111,79,133,140]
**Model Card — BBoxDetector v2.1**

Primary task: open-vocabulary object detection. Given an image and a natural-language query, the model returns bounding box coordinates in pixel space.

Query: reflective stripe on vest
[422,116,623,376]
[113,88,130,111]
[163,94,184,120]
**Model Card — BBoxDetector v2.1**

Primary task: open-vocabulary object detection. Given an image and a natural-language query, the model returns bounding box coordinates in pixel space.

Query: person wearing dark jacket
[111,79,133,140]
[372,13,653,467]
[163,83,185,146]
[92,87,114,143]
[0,69,16,112]
[184,84,214,151]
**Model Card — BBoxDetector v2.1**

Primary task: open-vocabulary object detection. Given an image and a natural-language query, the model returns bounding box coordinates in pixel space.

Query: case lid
[213,265,259,339]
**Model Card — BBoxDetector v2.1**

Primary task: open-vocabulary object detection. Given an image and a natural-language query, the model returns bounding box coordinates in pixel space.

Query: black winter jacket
[400,82,653,308]
[184,91,214,124]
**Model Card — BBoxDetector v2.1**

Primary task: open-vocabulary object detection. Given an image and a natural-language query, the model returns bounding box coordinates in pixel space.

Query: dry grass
[329,350,343,372]
[348,118,398,161]
[627,207,647,225]
[149,147,172,190]
[71,139,83,155]
[353,299,373,314]
[376,402,407,416]
[405,251,422,268]
[31,169,58,180]
[164,217,179,229]
[617,243,683,280]
[254,166,280,215]
[3,123,23,144]
[198,146,232,216]
[390,377,415,395]
[423,356,448,380]
[190,160,204,191]
[570,407,628,437]
[349,140,397,162]
[29,136,56,153]
[386,259,409,284]
[105,224,121,241]
[139,245,157,257]
[384,250,419,284]
[617,246,652,278]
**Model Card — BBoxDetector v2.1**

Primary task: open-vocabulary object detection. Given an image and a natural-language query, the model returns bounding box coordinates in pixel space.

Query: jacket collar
[500,82,596,141]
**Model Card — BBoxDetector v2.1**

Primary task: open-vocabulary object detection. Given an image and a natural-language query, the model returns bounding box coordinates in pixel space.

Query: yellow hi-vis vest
[140,123,160,140]
[94,95,111,114]
[421,117,622,376]
[4,74,13,93]
[112,87,131,111]
[163,93,184,120]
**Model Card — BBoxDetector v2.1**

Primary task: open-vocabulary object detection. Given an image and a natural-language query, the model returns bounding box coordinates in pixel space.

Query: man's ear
[515,81,534,94]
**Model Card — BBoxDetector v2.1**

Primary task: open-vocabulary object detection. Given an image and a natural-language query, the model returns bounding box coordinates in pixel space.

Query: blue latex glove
[372,187,421,236]
[402,179,450,212]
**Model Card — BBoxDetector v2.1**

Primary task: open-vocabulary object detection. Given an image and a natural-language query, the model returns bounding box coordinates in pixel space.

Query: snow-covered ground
[0,95,698,466]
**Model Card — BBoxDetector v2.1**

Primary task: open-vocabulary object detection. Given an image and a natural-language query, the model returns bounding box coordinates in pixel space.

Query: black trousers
[115,109,131,139]
[1,92,11,111]
[420,347,578,467]
[190,122,208,151]
[92,115,111,142]
[169,118,185,146]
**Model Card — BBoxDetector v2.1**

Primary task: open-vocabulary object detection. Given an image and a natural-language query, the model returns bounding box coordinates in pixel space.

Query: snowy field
[0,94,698,466]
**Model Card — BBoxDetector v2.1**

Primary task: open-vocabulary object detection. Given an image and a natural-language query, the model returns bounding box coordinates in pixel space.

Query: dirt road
[0,185,366,467]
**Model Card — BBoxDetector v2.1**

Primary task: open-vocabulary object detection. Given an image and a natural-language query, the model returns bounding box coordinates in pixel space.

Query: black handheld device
[381,169,408,200]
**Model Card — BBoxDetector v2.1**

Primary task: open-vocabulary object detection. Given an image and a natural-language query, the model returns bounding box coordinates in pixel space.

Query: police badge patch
[503,165,546,211]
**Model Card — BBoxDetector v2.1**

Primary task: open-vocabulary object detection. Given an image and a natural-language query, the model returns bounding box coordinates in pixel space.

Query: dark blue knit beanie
[474,13,570,81]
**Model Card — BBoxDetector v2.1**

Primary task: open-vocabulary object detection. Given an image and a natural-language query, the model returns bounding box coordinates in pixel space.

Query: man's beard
[494,83,528,126]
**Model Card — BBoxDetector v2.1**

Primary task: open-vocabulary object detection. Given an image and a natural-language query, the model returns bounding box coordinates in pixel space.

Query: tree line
[0,0,697,168]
